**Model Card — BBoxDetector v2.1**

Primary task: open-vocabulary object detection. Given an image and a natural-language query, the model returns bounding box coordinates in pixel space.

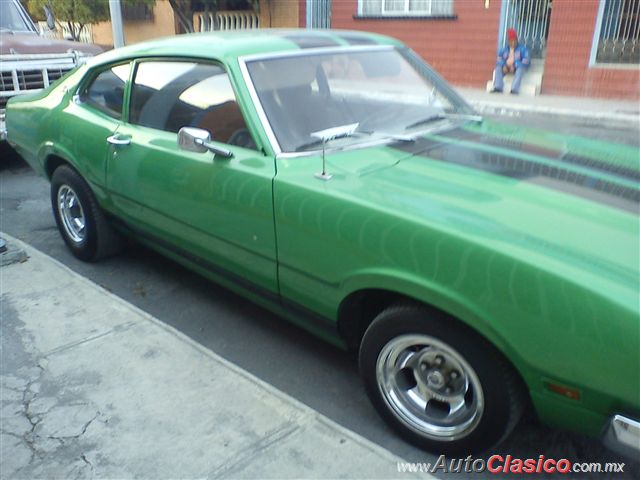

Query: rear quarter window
[81,64,130,119]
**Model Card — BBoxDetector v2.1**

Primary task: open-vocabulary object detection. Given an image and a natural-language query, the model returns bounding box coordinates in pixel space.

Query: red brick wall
[543,0,639,100]
[330,0,501,87]
[299,0,306,28]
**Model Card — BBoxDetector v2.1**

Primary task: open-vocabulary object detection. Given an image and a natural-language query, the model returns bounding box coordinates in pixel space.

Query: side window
[129,60,256,149]
[82,64,130,119]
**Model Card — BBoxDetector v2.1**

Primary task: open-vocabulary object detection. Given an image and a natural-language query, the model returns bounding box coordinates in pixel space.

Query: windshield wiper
[404,113,483,131]
[360,131,416,143]
[295,123,418,152]
[295,123,361,152]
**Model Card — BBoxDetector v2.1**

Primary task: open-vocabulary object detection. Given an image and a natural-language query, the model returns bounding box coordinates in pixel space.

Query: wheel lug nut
[435,356,444,366]
[445,387,452,394]
[450,371,459,379]
[420,363,427,371]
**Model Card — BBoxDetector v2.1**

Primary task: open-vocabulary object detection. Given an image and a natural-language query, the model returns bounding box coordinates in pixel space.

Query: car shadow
[1,143,28,171]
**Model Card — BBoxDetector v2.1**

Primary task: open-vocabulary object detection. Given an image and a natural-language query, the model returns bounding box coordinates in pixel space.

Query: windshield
[0,0,37,33]
[245,47,475,153]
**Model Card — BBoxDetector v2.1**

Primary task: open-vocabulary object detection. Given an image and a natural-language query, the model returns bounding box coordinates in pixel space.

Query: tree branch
[167,0,194,33]
[67,20,76,41]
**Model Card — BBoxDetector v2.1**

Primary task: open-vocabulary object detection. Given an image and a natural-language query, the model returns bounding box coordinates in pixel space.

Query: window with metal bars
[594,0,640,64]
[122,2,154,21]
[358,0,453,17]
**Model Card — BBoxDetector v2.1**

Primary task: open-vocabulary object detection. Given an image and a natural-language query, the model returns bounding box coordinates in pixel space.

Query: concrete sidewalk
[455,87,640,128]
[0,234,430,479]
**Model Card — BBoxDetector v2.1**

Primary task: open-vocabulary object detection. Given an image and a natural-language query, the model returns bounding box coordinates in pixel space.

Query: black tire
[50,165,122,261]
[359,304,525,455]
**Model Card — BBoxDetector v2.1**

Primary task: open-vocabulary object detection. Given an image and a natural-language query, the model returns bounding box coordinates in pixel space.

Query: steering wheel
[228,129,257,150]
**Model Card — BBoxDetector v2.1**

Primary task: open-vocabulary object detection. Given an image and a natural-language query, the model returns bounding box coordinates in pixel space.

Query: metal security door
[500,0,552,58]
[307,0,331,28]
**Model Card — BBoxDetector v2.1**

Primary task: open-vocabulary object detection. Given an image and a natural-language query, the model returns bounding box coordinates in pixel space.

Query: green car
[6,30,639,456]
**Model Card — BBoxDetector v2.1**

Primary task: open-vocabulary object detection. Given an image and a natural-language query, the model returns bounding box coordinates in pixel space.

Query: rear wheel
[359,304,525,455]
[51,165,122,261]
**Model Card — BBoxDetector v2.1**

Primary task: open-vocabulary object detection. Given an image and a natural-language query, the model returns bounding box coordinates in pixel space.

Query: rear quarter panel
[6,67,86,176]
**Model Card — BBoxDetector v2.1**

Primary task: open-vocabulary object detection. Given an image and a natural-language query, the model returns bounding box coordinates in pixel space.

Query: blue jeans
[493,66,526,93]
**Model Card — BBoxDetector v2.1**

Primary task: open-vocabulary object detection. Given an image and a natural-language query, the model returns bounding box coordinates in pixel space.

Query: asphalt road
[1,113,638,479]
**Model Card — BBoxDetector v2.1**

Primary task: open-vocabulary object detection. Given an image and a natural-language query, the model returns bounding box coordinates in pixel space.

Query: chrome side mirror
[178,127,209,153]
[177,127,233,158]
[44,6,56,30]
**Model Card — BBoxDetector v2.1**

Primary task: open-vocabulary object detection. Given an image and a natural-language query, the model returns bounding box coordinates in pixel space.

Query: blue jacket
[496,43,531,69]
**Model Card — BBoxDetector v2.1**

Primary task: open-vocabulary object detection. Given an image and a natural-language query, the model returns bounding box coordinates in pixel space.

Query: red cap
[507,28,518,41]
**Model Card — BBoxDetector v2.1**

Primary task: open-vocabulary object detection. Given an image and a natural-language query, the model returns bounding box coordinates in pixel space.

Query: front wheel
[359,304,525,455]
[51,165,123,261]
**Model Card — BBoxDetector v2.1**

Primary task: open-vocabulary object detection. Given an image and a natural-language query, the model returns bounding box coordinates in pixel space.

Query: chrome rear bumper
[603,414,640,458]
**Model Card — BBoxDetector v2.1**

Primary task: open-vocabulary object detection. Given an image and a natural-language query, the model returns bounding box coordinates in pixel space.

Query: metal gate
[307,0,331,28]
[501,0,552,58]
[594,0,640,64]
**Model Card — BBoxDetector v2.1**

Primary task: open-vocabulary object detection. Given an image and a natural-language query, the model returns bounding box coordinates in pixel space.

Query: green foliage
[26,0,155,40]
[27,0,110,24]
[168,0,217,33]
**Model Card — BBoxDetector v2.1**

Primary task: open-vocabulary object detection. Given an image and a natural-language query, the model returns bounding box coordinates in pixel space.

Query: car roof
[89,29,402,66]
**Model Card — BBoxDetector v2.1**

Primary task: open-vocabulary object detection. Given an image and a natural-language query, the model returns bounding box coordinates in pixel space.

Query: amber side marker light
[545,382,581,401]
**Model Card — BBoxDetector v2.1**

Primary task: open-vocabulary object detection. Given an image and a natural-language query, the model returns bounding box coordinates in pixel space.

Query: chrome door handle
[107,134,131,146]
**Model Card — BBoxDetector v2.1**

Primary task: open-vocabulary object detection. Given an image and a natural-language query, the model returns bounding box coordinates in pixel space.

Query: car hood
[0,32,103,55]
[337,120,639,294]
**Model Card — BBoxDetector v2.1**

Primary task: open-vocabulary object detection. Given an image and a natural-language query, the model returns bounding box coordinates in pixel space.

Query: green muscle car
[5,29,639,456]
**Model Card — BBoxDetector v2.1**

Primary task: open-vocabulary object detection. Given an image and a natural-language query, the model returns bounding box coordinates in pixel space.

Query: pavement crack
[81,453,94,472]
[2,385,25,392]
[13,365,46,465]
[42,321,138,357]
[46,411,100,442]
[22,367,43,424]
[0,430,24,441]
[79,412,100,437]
[208,421,302,479]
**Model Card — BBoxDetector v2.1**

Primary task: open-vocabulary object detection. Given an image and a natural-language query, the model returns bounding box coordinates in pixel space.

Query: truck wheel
[359,304,525,455]
[51,165,122,261]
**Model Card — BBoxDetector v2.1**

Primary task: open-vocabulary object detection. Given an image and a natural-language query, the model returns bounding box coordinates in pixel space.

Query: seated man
[491,28,530,94]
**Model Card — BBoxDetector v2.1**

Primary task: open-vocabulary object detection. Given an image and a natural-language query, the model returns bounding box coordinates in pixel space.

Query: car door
[64,63,131,189]
[106,59,278,295]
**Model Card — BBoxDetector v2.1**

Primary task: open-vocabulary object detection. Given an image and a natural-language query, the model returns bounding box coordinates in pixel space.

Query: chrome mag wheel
[57,184,86,243]
[376,334,484,441]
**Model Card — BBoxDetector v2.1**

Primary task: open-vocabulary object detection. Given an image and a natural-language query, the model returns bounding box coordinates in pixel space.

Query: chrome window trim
[11,0,39,33]
[238,45,395,155]
[72,62,135,123]
[237,57,281,155]
[239,44,394,63]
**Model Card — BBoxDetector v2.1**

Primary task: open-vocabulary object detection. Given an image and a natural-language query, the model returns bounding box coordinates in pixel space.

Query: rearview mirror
[359,51,401,78]
[178,127,233,158]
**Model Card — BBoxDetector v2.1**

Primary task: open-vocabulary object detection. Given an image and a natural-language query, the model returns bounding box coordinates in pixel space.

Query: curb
[0,236,28,266]
[469,101,640,128]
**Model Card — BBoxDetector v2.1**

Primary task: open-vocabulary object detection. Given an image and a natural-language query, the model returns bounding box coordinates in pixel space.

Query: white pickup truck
[1,0,103,140]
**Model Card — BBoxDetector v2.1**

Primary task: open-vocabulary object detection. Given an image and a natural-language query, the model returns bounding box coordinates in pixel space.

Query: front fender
[340,268,522,368]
